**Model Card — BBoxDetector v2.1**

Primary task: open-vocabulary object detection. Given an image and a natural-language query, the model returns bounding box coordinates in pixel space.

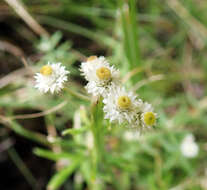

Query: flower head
[96,67,111,80]
[80,56,120,97]
[180,134,199,158]
[80,56,107,81]
[103,86,142,126]
[40,65,53,75]
[143,112,156,126]
[117,96,132,109]
[34,62,69,93]
[140,102,157,129]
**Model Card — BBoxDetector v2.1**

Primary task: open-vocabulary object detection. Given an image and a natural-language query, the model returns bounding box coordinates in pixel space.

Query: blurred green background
[0,0,207,190]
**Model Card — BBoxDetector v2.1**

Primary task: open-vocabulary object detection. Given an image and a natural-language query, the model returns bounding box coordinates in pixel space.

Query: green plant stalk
[90,100,105,190]
[119,0,141,82]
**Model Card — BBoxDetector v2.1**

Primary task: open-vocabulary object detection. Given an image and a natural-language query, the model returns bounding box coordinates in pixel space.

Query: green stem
[90,100,105,190]
[64,87,90,101]
[1,118,50,147]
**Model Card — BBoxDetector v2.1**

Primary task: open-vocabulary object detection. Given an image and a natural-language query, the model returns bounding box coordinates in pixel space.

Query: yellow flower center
[96,67,111,80]
[117,96,131,109]
[87,55,97,62]
[144,112,156,126]
[40,65,53,76]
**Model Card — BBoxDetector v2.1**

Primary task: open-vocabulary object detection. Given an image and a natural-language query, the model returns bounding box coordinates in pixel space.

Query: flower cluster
[80,56,157,132]
[34,56,157,131]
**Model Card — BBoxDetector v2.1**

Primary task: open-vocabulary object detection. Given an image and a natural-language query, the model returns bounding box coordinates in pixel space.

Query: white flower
[103,86,142,126]
[180,134,199,158]
[34,62,69,93]
[140,102,157,130]
[80,56,120,97]
[80,56,109,81]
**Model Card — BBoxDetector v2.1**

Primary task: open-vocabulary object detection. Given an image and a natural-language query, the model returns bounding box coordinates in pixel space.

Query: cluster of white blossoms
[180,134,199,158]
[34,62,69,94]
[34,56,157,131]
[80,56,157,131]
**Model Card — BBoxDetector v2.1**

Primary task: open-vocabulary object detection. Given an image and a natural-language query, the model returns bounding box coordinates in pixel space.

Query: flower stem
[64,87,90,101]
[90,99,105,190]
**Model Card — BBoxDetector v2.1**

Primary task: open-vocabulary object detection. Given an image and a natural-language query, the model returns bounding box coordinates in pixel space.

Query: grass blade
[47,158,81,190]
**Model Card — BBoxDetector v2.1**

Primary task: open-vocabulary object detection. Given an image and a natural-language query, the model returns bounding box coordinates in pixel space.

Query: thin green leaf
[47,158,81,190]
[33,148,78,161]
[62,126,89,136]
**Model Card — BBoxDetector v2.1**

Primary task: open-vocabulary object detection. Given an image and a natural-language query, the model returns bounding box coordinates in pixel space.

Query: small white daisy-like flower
[80,56,109,81]
[140,102,157,130]
[103,86,142,126]
[180,134,199,158]
[34,62,69,94]
[80,56,120,97]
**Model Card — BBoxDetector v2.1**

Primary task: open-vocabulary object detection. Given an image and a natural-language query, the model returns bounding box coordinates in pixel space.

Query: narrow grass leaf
[47,158,81,190]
